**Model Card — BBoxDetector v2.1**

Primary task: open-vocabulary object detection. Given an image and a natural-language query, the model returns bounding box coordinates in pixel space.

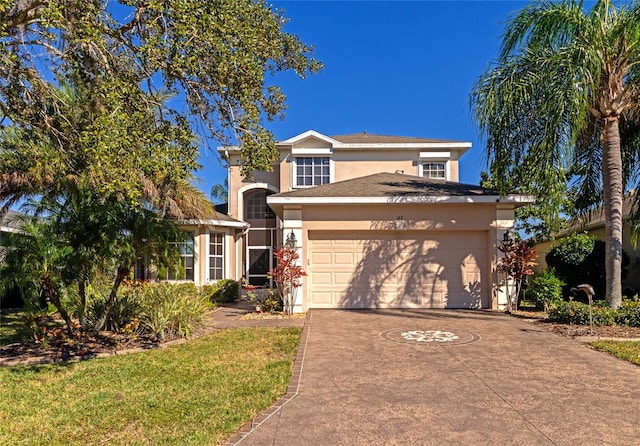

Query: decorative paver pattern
[380,327,480,345]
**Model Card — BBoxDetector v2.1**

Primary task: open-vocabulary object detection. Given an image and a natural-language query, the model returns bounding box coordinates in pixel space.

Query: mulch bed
[536,321,640,339]
[0,331,164,365]
[0,310,220,366]
[513,309,640,339]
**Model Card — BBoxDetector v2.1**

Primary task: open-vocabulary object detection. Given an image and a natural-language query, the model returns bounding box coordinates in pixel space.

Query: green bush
[202,279,239,304]
[86,293,141,332]
[615,300,640,327]
[549,301,616,326]
[137,283,210,339]
[527,270,565,312]
[260,288,283,313]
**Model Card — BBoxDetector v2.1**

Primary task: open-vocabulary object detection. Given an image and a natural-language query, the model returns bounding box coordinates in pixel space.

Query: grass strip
[588,340,640,366]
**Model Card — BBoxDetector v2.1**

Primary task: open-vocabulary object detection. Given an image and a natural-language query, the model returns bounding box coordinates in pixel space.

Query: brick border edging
[222,310,312,446]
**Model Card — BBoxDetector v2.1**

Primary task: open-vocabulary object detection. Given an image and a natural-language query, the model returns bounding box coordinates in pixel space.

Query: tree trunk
[92,266,129,332]
[41,276,76,337]
[601,118,624,308]
[78,279,87,330]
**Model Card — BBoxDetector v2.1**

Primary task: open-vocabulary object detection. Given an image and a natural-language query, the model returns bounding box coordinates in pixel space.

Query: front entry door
[248,247,272,286]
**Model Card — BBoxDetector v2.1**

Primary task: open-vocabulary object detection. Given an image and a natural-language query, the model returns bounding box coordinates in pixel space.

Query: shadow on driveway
[227,309,640,446]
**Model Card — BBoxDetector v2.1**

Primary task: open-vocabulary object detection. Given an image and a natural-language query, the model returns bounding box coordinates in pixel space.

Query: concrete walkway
[224,309,640,446]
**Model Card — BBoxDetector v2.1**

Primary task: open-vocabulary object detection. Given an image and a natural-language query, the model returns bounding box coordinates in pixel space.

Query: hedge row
[548,300,640,327]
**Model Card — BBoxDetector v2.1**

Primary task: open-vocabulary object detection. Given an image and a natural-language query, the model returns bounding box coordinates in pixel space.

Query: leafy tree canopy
[0,0,321,191]
[0,0,320,332]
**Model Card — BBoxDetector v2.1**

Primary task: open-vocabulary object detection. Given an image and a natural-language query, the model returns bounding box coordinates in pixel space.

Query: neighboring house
[534,192,640,294]
[135,210,248,286]
[219,130,533,311]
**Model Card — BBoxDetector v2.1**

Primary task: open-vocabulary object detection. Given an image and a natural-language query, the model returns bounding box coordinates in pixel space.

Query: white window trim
[291,146,333,155]
[167,232,196,282]
[292,156,334,188]
[418,160,449,181]
[206,231,226,283]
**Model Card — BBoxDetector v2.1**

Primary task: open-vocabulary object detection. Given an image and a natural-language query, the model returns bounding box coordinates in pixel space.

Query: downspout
[237,223,250,281]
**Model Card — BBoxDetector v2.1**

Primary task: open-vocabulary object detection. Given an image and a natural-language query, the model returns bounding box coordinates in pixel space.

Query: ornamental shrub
[615,300,640,327]
[260,288,283,312]
[548,301,616,326]
[86,293,141,332]
[527,269,564,312]
[137,282,210,339]
[202,279,239,304]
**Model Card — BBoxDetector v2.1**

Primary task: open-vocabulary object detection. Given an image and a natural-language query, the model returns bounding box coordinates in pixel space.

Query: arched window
[245,189,275,222]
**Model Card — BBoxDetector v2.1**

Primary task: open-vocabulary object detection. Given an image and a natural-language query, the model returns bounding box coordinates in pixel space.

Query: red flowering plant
[268,247,306,315]
[498,238,537,313]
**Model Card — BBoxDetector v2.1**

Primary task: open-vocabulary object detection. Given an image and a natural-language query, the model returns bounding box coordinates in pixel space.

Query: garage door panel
[311,252,332,266]
[308,231,488,309]
[334,272,354,285]
[334,252,356,265]
[311,272,332,285]
[310,290,333,305]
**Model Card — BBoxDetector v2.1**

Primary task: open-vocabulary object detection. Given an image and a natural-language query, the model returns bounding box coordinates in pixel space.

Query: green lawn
[588,340,640,366]
[0,327,301,445]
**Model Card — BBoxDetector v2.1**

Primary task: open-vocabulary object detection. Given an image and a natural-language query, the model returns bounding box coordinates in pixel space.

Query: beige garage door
[308,231,488,309]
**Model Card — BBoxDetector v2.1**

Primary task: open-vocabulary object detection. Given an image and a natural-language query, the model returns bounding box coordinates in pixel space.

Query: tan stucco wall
[227,163,281,220]
[285,203,511,310]
[275,148,461,193]
[177,224,241,286]
[300,203,497,231]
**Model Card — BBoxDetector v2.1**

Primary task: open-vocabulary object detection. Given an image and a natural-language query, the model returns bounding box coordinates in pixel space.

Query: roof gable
[278,130,341,147]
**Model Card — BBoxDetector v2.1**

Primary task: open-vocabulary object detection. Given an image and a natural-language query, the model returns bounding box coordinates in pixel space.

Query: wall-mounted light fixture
[503,229,513,243]
[285,230,297,249]
[395,216,405,230]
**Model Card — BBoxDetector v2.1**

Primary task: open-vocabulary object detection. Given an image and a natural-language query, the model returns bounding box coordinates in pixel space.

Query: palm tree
[471,0,640,308]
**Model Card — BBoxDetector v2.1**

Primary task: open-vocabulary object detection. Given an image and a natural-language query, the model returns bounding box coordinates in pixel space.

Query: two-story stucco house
[219,130,532,312]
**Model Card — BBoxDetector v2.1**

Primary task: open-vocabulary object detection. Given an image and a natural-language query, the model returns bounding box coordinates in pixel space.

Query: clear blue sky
[198,1,532,197]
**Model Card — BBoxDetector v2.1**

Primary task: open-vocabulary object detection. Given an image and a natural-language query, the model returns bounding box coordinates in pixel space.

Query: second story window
[295,157,330,187]
[422,162,446,180]
[246,190,275,220]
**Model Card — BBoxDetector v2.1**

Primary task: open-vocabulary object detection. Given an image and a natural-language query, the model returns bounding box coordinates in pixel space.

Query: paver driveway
[231,309,640,445]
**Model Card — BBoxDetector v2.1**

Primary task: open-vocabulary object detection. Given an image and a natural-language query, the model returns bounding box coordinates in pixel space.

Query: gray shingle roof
[330,133,467,144]
[272,172,499,199]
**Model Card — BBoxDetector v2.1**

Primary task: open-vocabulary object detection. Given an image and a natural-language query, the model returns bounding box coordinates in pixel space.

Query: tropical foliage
[0,1,320,332]
[471,0,640,308]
